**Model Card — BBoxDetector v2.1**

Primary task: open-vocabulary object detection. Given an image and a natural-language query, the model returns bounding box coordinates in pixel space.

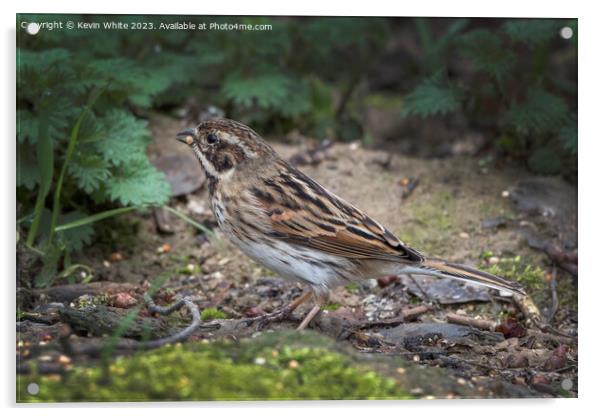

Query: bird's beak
[176,128,196,145]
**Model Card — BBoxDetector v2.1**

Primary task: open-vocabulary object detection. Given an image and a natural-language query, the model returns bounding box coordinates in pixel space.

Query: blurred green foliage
[402,18,577,175]
[18,336,408,401]
[16,15,389,286]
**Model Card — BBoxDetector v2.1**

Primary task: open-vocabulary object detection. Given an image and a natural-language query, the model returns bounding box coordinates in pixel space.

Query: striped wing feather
[251,162,424,264]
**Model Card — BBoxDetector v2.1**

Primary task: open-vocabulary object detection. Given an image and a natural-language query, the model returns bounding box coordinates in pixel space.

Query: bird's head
[176,119,275,181]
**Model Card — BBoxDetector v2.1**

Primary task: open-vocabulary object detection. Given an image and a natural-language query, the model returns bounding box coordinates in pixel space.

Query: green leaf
[528,147,563,175]
[558,116,577,154]
[55,206,138,232]
[67,154,111,193]
[457,29,516,79]
[87,58,174,108]
[34,243,61,288]
[222,73,291,109]
[91,110,150,166]
[56,211,95,251]
[26,110,54,246]
[503,19,562,47]
[401,71,462,118]
[17,143,39,190]
[505,87,569,136]
[108,159,171,206]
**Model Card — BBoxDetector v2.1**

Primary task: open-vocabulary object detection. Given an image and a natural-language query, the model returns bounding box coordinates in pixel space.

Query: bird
[176,119,525,330]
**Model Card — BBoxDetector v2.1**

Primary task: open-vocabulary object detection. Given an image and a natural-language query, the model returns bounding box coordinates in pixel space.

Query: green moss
[17,335,410,402]
[397,190,460,256]
[365,93,405,110]
[345,282,360,293]
[480,255,546,290]
[322,302,341,311]
[200,307,227,321]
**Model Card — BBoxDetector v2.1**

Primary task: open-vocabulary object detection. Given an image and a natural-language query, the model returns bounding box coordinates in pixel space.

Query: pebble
[157,243,172,254]
[58,355,71,365]
[488,256,500,265]
[109,252,123,262]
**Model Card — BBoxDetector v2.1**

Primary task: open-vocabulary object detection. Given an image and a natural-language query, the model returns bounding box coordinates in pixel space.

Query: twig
[408,274,434,303]
[355,305,432,330]
[546,267,559,325]
[400,177,420,199]
[446,313,495,331]
[59,296,219,357]
[139,296,206,349]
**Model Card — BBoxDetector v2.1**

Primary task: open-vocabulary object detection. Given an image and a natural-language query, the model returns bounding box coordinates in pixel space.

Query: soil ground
[16,114,578,401]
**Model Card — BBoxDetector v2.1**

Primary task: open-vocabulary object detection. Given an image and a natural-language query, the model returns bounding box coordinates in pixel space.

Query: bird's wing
[250,161,424,264]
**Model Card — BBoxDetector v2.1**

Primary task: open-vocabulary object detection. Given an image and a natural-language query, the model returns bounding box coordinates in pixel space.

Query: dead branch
[445,313,496,331]
[546,267,559,325]
[32,282,138,303]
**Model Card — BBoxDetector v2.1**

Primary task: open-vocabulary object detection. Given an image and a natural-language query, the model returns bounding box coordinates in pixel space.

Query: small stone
[58,355,71,365]
[488,256,500,265]
[157,243,172,254]
[377,275,399,288]
[110,292,138,309]
[561,378,574,391]
[109,252,123,262]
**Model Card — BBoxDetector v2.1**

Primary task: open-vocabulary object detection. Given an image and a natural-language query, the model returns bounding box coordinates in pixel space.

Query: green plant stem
[163,205,214,236]
[25,112,52,246]
[48,90,102,245]
[54,206,138,232]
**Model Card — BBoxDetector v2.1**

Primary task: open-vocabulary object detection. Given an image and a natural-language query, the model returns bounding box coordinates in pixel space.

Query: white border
[3,1,599,415]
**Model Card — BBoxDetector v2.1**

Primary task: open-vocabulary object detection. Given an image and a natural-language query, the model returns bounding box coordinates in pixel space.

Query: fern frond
[108,159,171,206]
[503,19,561,47]
[505,87,569,136]
[401,71,462,118]
[457,29,516,80]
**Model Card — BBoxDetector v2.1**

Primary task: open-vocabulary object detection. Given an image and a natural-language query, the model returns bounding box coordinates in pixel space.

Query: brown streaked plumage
[176,119,525,330]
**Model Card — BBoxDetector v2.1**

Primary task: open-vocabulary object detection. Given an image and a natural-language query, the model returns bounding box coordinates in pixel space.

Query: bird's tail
[416,258,526,296]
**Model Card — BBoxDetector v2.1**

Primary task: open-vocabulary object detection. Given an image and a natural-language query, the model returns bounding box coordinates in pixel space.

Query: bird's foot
[239,307,294,330]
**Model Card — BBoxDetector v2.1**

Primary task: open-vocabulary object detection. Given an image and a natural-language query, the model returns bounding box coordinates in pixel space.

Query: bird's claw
[237,308,292,330]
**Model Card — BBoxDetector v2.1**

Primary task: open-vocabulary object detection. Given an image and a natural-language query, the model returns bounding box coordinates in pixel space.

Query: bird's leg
[296,305,322,331]
[296,289,328,331]
[241,290,312,329]
[408,273,435,304]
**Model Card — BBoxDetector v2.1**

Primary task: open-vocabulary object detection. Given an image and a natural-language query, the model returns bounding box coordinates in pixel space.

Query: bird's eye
[207,133,219,145]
